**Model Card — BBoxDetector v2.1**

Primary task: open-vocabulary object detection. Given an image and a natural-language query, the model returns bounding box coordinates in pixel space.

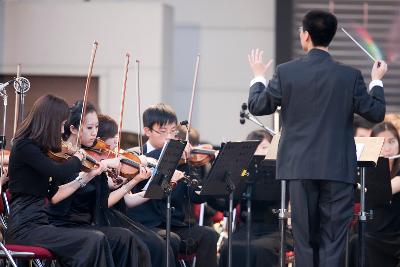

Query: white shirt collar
[145,141,156,153]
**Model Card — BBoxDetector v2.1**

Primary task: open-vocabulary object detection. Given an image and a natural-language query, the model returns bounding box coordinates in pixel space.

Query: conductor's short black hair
[302,10,337,47]
[143,103,178,129]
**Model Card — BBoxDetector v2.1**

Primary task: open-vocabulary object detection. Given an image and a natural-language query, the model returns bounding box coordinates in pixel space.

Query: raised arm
[247,49,281,116]
[353,60,387,123]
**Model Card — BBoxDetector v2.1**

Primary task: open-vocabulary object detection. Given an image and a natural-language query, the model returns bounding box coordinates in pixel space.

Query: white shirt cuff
[250,76,267,87]
[369,80,383,91]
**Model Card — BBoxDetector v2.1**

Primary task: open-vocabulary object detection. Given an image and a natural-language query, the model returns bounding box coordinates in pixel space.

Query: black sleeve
[353,70,386,123]
[248,66,282,116]
[47,172,78,199]
[19,142,82,182]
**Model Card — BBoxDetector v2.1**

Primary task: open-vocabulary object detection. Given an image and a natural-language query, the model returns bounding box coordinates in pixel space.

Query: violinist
[126,103,219,267]
[97,113,176,267]
[46,101,152,267]
[363,122,400,267]
[7,94,115,267]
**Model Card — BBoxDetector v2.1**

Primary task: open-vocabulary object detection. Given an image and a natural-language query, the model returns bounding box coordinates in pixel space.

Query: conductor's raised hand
[248,48,273,77]
[371,60,388,80]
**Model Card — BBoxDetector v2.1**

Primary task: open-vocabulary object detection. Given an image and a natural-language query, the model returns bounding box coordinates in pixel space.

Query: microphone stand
[240,110,276,136]
[14,77,30,123]
[0,85,8,195]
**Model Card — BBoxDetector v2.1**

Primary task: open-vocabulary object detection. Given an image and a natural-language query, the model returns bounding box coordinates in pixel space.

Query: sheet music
[142,175,153,191]
[142,141,168,192]
[356,143,365,161]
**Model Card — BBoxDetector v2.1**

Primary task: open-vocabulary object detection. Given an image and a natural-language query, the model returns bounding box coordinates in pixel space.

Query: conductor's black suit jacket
[248,49,385,184]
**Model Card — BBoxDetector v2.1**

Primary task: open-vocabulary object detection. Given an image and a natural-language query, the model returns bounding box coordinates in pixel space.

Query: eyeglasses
[151,128,179,137]
[298,26,304,33]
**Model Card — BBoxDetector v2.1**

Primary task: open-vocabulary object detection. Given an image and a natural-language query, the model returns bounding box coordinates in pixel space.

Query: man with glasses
[127,103,218,267]
[247,10,387,267]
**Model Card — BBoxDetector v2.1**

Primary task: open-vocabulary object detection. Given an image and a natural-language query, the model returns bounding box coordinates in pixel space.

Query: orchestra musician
[364,122,400,267]
[96,113,177,267]
[46,101,152,267]
[6,95,116,266]
[127,103,219,267]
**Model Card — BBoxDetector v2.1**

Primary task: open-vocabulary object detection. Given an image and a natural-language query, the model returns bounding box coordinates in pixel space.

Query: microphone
[240,110,246,124]
[0,78,16,94]
[14,77,31,94]
[240,103,248,124]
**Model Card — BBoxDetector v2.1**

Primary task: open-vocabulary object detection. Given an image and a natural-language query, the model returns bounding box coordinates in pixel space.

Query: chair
[178,202,208,267]
[0,190,56,267]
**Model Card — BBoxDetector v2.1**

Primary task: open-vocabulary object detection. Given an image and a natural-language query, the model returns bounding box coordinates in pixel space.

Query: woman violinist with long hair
[7,94,115,267]
[46,101,152,267]
[363,122,400,267]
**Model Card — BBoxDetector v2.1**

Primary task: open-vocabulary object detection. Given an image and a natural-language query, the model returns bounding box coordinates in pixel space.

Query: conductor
[247,10,387,267]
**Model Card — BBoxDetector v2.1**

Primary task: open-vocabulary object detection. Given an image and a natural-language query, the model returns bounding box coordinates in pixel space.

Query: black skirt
[106,208,175,267]
[6,195,115,267]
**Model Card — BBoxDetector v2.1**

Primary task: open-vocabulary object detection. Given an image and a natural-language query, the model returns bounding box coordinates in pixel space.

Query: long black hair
[14,94,70,152]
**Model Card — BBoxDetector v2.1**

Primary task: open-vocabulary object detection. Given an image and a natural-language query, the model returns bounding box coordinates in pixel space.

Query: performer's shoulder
[276,58,302,71]
[331,60,360,75]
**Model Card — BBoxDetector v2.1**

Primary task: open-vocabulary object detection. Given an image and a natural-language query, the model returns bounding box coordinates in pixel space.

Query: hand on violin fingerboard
[133,166,152,183]
[182,143,193,161]
[171,170,185,184]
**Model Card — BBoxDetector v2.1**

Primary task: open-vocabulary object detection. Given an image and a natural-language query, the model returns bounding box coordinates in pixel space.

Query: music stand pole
[166,190,172,267]
[225,173,235,267]
[245,181,252,267]
[279,180,287,267]
[358,167,366,267]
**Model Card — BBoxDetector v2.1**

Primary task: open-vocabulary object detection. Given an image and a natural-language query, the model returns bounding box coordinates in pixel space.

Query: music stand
[354,137,384,267]
[200,140,260,267]
[355,157,392,209]
[234,155,282,267]
[144,139,187,267]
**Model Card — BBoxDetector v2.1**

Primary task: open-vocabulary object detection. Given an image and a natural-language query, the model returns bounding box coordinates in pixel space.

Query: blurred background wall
[0,0,399,147]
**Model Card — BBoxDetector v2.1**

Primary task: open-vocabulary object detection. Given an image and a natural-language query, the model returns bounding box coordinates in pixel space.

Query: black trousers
[154,225,219,267]
[289,180,354,267]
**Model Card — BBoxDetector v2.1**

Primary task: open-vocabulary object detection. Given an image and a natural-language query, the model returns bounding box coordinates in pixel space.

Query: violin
[178,144,217,167]
[85,138,144,181]
[47,141,100,172]
[188,144,218,166]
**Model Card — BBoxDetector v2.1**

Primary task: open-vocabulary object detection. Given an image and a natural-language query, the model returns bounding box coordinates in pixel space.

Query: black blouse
[47,173,111,227]
[367,170,400,233]
[8,138,81,198]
